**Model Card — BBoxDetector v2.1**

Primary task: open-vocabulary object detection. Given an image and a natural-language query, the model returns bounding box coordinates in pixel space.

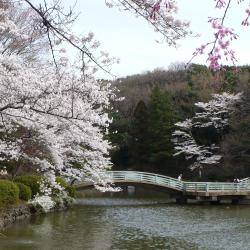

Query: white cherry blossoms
[0,2,118,210]
[172,92,241,175]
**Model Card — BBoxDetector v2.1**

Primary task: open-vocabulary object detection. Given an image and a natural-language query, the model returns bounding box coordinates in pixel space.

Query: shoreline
[0,201,70,231]
[0,203,33,230]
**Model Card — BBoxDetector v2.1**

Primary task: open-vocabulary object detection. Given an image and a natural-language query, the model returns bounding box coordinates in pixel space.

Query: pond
[1,189,250,250]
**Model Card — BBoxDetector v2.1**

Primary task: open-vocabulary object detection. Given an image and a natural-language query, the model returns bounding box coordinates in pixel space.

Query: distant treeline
[108,63,250,181]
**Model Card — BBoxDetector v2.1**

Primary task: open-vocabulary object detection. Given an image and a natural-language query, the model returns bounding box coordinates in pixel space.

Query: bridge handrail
[240,177,250,182]
[108,170,180,182]
[106,171,250,193]
[109,171,243,185]
[108,171,183,191]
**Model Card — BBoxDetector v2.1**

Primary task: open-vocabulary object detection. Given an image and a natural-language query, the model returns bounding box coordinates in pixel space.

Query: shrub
[66,186,76,198]
[14,175,42,197]
[56,176,76,198]
[0,180,19,207]
[56,176,68,188]
[15,182,32,201]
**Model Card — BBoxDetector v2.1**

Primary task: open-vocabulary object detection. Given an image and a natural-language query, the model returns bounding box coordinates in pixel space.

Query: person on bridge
[233,178,240,183]
[178,174,182,181]
[233,177,240,192]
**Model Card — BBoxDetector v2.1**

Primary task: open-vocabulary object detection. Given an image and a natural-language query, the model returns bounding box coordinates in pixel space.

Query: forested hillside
[109,64,250,181]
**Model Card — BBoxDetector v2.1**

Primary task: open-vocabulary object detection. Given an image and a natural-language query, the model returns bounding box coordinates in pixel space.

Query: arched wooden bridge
[76,171,250,204]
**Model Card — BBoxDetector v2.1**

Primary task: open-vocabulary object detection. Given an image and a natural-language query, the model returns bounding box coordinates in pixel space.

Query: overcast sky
[62,0,250,79]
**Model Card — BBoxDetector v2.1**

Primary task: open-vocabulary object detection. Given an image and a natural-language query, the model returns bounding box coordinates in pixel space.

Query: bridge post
[206,183,209,192]
[183,183,186,193]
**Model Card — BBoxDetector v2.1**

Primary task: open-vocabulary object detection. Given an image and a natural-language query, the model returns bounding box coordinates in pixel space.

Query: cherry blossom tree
[0,0,48,62]
[0,0,248,210]
[21,0,119,77]
[172,92,241,177]
[0,0,119,211]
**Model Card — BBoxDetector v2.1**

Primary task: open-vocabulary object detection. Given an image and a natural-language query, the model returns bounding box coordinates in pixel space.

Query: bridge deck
[76,171,250,197]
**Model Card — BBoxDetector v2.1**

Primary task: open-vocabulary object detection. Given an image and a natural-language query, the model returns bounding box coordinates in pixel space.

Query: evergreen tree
[108,111,131,169]
[146,86,177,169]
[130,100,149,170]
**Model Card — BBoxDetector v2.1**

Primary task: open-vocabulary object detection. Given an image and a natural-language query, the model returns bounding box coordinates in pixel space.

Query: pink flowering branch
[189,0,250,70]
[107,0,191,46]
[107,0,250,70]
[188,0,238,70]
[215,0,227,8]
[242,4,250,26]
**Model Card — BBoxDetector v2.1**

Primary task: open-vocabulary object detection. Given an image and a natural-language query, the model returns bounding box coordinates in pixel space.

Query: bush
[66,186,76,198]
[56,176,68,188]
[15,182,32,201]
[56,176,76,198]
[14,175,41,197]
[0,180,19,207]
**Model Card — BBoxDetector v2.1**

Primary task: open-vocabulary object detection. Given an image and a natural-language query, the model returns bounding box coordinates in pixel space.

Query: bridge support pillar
[176,196,187,204]
[210,196,220,205]
[127,186,135,196]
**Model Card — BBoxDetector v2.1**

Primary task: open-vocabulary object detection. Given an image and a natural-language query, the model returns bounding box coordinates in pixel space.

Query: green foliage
[171,89,198,118]
[15,182,32,201]
[111,82,185,173]
[14,175,41,197]
[109,65,250,178]
[0,180,19,207]
[187,64,210,87]
[146,86,177,164]
[66,186,76,198]
[189,64,210,74]
[0,160,17,178]
[109,111,131,168]
[109,111,131,146]
[223,70,239,92]
[130,100,149,169]
[56,176,76,198]
[221,91,250,178]
[56,176,67,188]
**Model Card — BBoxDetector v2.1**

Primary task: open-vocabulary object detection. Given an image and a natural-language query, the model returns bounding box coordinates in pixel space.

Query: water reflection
[1,193,250,249]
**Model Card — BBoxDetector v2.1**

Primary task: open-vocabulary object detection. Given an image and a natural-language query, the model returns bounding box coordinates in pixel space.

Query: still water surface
[1,193,250,250]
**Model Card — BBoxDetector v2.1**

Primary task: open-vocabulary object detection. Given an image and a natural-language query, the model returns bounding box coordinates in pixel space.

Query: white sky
[63,0,250,79]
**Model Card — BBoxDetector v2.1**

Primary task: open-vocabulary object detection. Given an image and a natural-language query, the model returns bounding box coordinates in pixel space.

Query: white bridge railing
[107,171,250,193]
